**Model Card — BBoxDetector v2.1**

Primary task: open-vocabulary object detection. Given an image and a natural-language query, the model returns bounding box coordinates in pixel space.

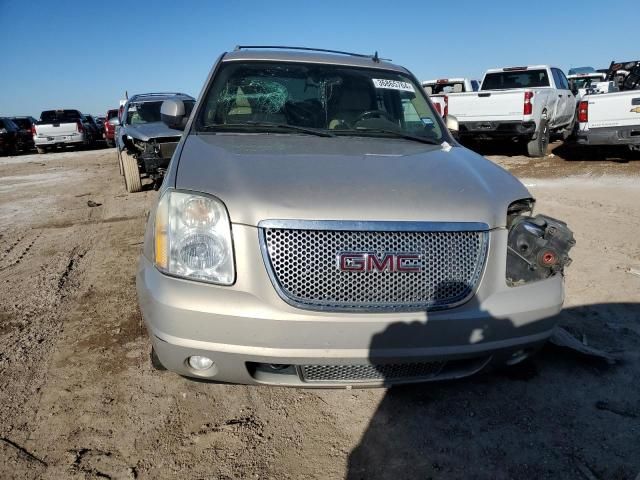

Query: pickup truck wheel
[122,151,142,193]
[36,147,47,154]
[526,119,549,158]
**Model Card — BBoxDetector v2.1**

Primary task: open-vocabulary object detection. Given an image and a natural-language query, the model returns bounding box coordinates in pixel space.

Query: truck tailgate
[448,90,525,121]
[586,91,640,129]
[36,123,79,137]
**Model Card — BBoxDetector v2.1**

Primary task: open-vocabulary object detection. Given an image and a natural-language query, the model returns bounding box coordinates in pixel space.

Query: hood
[174,134,530,229]
[125,122,182,142]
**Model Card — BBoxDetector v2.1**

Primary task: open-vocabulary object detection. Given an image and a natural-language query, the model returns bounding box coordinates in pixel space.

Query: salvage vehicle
[104,108,118,147]
[447,65,577,157]
[116,92,195,192]
[33,109,94,153]
[9,116,37,151]
[136,46,575,387]
[577,60,640,151]
[422,78,480,117]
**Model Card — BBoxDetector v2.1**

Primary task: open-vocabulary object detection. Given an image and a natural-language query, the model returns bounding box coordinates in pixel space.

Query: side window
[471,80,479,91]
[551,69,560,88]
[558,70,570,90]
[551,69,569,90]
[0,120,5,129]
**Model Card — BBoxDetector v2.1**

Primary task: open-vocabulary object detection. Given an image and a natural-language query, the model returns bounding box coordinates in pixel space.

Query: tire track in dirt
[0,230,41,272]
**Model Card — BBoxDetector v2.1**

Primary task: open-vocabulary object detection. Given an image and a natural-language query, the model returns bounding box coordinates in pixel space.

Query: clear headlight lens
[154,190,234,285]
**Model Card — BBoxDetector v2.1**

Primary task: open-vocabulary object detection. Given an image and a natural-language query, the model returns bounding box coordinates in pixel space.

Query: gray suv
[116,92,195,192]
[137,46,575,387]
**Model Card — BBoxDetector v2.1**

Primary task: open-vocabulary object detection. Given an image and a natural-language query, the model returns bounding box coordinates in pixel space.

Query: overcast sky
[1,0,638,116]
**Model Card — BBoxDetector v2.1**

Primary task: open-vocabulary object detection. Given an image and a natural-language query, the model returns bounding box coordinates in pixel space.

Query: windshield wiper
[336,128,441,145]
[199,122,335,137]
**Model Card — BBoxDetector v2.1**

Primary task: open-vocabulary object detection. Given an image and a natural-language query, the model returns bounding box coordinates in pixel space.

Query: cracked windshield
[197,62,443,142]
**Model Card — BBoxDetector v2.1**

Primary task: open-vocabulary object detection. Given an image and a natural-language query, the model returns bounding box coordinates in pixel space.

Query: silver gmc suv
[137,46,575,387]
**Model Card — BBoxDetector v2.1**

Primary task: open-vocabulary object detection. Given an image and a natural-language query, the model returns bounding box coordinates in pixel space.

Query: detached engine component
[507,214,575,285]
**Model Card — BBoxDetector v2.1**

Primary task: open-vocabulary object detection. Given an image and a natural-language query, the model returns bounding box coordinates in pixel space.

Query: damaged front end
[127,136,180,188]
[506,199,576,286]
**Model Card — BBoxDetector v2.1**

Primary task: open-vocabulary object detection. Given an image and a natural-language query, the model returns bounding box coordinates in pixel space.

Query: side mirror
[445,114,459,141]
[161,99,188,130]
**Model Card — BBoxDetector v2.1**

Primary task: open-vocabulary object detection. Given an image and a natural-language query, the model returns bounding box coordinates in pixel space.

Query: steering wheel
[353,109,395,124]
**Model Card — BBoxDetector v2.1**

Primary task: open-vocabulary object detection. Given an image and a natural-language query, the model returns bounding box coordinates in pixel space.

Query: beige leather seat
[328,86,375,129]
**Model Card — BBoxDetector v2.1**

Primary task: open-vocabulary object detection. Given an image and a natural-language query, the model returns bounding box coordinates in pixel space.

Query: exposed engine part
[507,214,575,286]
[124,138,178,188]
[507,198,535,227]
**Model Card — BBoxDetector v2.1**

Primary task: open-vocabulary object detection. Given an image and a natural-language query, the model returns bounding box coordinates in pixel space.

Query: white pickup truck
[448,65,577,157]
[33,109,94,154]
[422,78,480,117]
[577,61,640,151]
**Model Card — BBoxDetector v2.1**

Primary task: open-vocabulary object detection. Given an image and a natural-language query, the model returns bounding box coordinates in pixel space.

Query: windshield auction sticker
[372,79,415,92]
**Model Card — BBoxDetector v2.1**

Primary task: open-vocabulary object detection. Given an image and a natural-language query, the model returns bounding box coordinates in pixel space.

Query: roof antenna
[373,51,380,63]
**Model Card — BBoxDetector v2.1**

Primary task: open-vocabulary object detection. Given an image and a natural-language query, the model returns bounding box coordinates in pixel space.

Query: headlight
[506,198,575,286]
[154,190,234,285]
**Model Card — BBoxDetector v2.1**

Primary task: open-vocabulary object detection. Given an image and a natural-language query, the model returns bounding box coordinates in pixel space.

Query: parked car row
[32,109,105,154]
[0,108,124,156]
[425,60,640,157]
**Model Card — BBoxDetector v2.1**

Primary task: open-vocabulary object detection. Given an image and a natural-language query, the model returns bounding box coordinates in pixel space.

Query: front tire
[122,151,142,193]
[526,118,550,158]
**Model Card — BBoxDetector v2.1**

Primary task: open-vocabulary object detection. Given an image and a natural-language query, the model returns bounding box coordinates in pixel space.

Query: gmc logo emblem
[337,252,422,272]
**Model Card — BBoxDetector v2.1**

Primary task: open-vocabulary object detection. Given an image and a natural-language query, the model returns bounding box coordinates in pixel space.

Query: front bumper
[459,121,537,140]
[577,125,640,146]
[137,225,564,387]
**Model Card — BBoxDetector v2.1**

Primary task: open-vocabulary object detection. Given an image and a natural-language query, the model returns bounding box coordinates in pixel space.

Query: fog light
[188,355,214,371]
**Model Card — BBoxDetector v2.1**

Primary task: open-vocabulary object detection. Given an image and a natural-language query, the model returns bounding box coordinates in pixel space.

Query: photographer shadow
[346,281,638,480]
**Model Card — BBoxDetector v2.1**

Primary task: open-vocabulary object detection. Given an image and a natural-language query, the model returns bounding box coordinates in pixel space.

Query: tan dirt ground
[0,143,639,479]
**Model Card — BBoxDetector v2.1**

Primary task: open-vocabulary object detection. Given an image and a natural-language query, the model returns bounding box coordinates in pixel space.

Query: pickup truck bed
[577,90,640,148]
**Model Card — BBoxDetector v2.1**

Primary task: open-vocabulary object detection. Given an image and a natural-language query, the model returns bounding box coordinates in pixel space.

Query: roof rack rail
[129,92,190,100]
[233,45,390,63]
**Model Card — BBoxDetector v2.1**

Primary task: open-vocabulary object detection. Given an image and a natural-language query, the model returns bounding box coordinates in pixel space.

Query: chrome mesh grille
[261,226,488,311]
[300,362,446,383]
